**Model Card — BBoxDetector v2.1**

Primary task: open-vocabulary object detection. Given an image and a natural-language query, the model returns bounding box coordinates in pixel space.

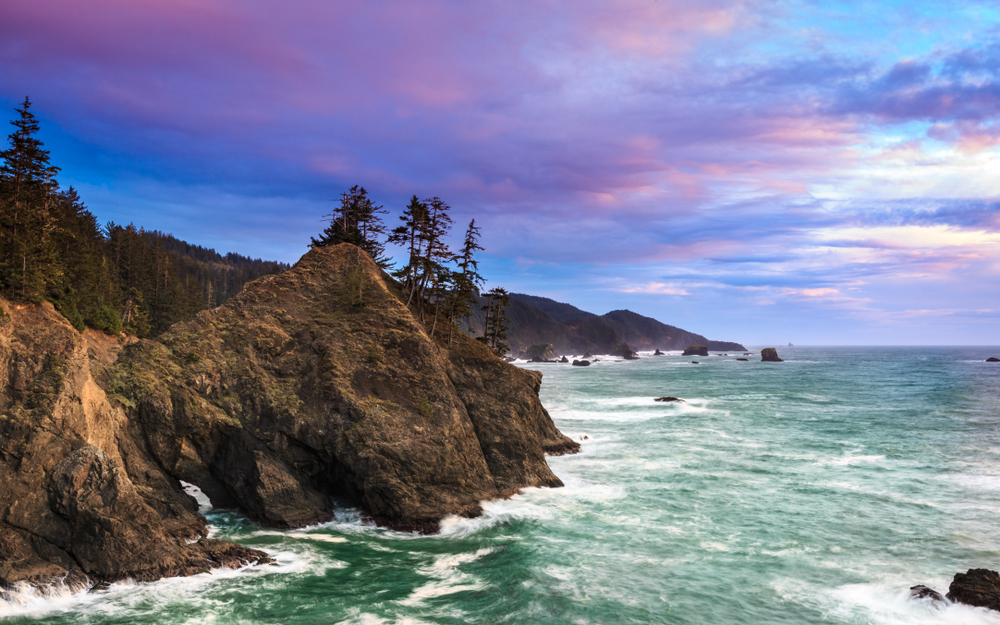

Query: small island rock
[559,356,569,363]
[572,360,591,367]
[682,344,709,357]
[761,347,783,362]
[736,358,749,361]
[654,397,684,402]
[653,348,663,356]
[987,357,1000,362]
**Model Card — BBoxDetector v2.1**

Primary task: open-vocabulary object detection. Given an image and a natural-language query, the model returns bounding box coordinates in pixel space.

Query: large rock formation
[0,302,265,591]
[0,244,577,590]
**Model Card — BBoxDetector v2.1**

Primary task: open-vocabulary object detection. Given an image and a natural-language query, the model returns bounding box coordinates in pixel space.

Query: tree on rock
[445,219,484,345]
[478,286,510,357]
[311,186,391,268]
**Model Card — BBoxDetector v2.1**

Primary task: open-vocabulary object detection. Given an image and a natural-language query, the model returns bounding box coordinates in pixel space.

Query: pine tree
[388,195,428,292]
[0,97,61,298]
[446,219,484,345]
[477,286,510,357]
[311,186,391,268]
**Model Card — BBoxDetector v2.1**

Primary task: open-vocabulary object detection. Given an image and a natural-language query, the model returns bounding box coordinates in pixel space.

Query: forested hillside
[0,98,286,337]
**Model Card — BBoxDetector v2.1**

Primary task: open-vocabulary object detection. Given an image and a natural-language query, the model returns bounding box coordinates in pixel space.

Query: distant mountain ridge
[463,293,745,356]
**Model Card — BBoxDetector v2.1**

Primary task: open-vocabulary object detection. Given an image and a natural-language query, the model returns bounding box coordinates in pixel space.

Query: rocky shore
[0,244,577,592]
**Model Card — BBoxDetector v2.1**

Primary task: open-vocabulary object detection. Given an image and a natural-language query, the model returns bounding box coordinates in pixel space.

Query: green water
[4,347,1000,624]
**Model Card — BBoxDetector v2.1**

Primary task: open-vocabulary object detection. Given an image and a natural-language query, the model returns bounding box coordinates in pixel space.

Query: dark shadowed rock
[559,356,569,363]
[947,568,1000,611]
[761,347,783,362]
[987,357,1000,362]
[682,345,708,357]
[654,397,684,402]
[653,349,663,356]
[616,343,639,360]
[737,358,749,361]
[691,361,699,364]
[572,360,590,367]
[910,585,945,602]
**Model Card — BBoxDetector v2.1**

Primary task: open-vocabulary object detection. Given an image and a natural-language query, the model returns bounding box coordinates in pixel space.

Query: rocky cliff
[0,244,577,591]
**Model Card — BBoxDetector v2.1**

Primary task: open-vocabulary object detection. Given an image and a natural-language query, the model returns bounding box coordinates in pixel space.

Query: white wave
[774,576,1000,625]
[397,548,493,607]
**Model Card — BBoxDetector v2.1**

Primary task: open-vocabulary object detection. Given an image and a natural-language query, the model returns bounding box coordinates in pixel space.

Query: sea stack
[682,344,708,357]
[761,347,783,362]
[0,244,578,590]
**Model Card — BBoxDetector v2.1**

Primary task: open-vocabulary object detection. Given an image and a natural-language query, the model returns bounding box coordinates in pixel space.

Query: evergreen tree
[311,185,391,268]
[477,286,510,357]
[388,195,428,292]
[446,219,484,345]
[0,97,61,298]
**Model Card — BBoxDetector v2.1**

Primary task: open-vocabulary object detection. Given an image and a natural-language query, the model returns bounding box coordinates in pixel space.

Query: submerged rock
[761,347,783,362]
[909,585,945,602]
[947,568,1000,611]
[654,397,684,402]
[736,358,749,361]
[682,344,708,357]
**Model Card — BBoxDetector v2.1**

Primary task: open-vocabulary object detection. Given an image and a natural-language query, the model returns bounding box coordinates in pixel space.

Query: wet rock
[691,361,699,364]
[987,357,1000,362]
[616,342,639,360]
[947,568,1000,611]
[682,345,708,357]
[910,585,945,602]
[761,347,783,362]
[654,397,684,402]
[559,356,569,363]
[653,349,663,356]
[737,358,749,361]
[571,360,590,367]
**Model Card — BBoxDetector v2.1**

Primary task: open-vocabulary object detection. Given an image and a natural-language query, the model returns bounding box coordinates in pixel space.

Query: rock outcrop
[571,360,590,367]
[525,343,558,362]
[947,568,1000,611]
[654,397,684,402]
[0,301,265,591]
[617,343,639,360]
[761,347,783,362]
[987,357,999,362]
[682,345,708,357]
[0,244,577,590]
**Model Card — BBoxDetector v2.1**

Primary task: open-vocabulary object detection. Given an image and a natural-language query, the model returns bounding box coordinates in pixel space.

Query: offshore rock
[617,343,639,360]
[987,357,999,362]
[654,397,684,402]
[653,349,663,356]
[761,347,783,362]
[559,356,569,363]
[0,301,265,590]
[682,345,708,357]
[571,360,590,367]
[947,568,1000,611]
[112,244,577,532]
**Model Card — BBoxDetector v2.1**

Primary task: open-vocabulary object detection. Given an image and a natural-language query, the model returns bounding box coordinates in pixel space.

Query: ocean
[3,346,1000,624]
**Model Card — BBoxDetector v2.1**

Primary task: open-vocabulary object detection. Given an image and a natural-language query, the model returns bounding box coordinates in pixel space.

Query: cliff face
[0,243,577,589]
[0,301,263,591]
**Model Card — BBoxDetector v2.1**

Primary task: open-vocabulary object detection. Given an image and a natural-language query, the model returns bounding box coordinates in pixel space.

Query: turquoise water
[4,347,1000,624]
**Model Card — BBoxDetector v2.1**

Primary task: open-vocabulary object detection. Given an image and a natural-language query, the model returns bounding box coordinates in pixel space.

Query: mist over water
[5,347,1000,624]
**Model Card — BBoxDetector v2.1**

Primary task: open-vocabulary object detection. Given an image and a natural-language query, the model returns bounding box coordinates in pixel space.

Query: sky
[1,0,998,345]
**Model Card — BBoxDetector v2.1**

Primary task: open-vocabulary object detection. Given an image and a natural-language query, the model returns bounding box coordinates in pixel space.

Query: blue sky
[1,0,998,344]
